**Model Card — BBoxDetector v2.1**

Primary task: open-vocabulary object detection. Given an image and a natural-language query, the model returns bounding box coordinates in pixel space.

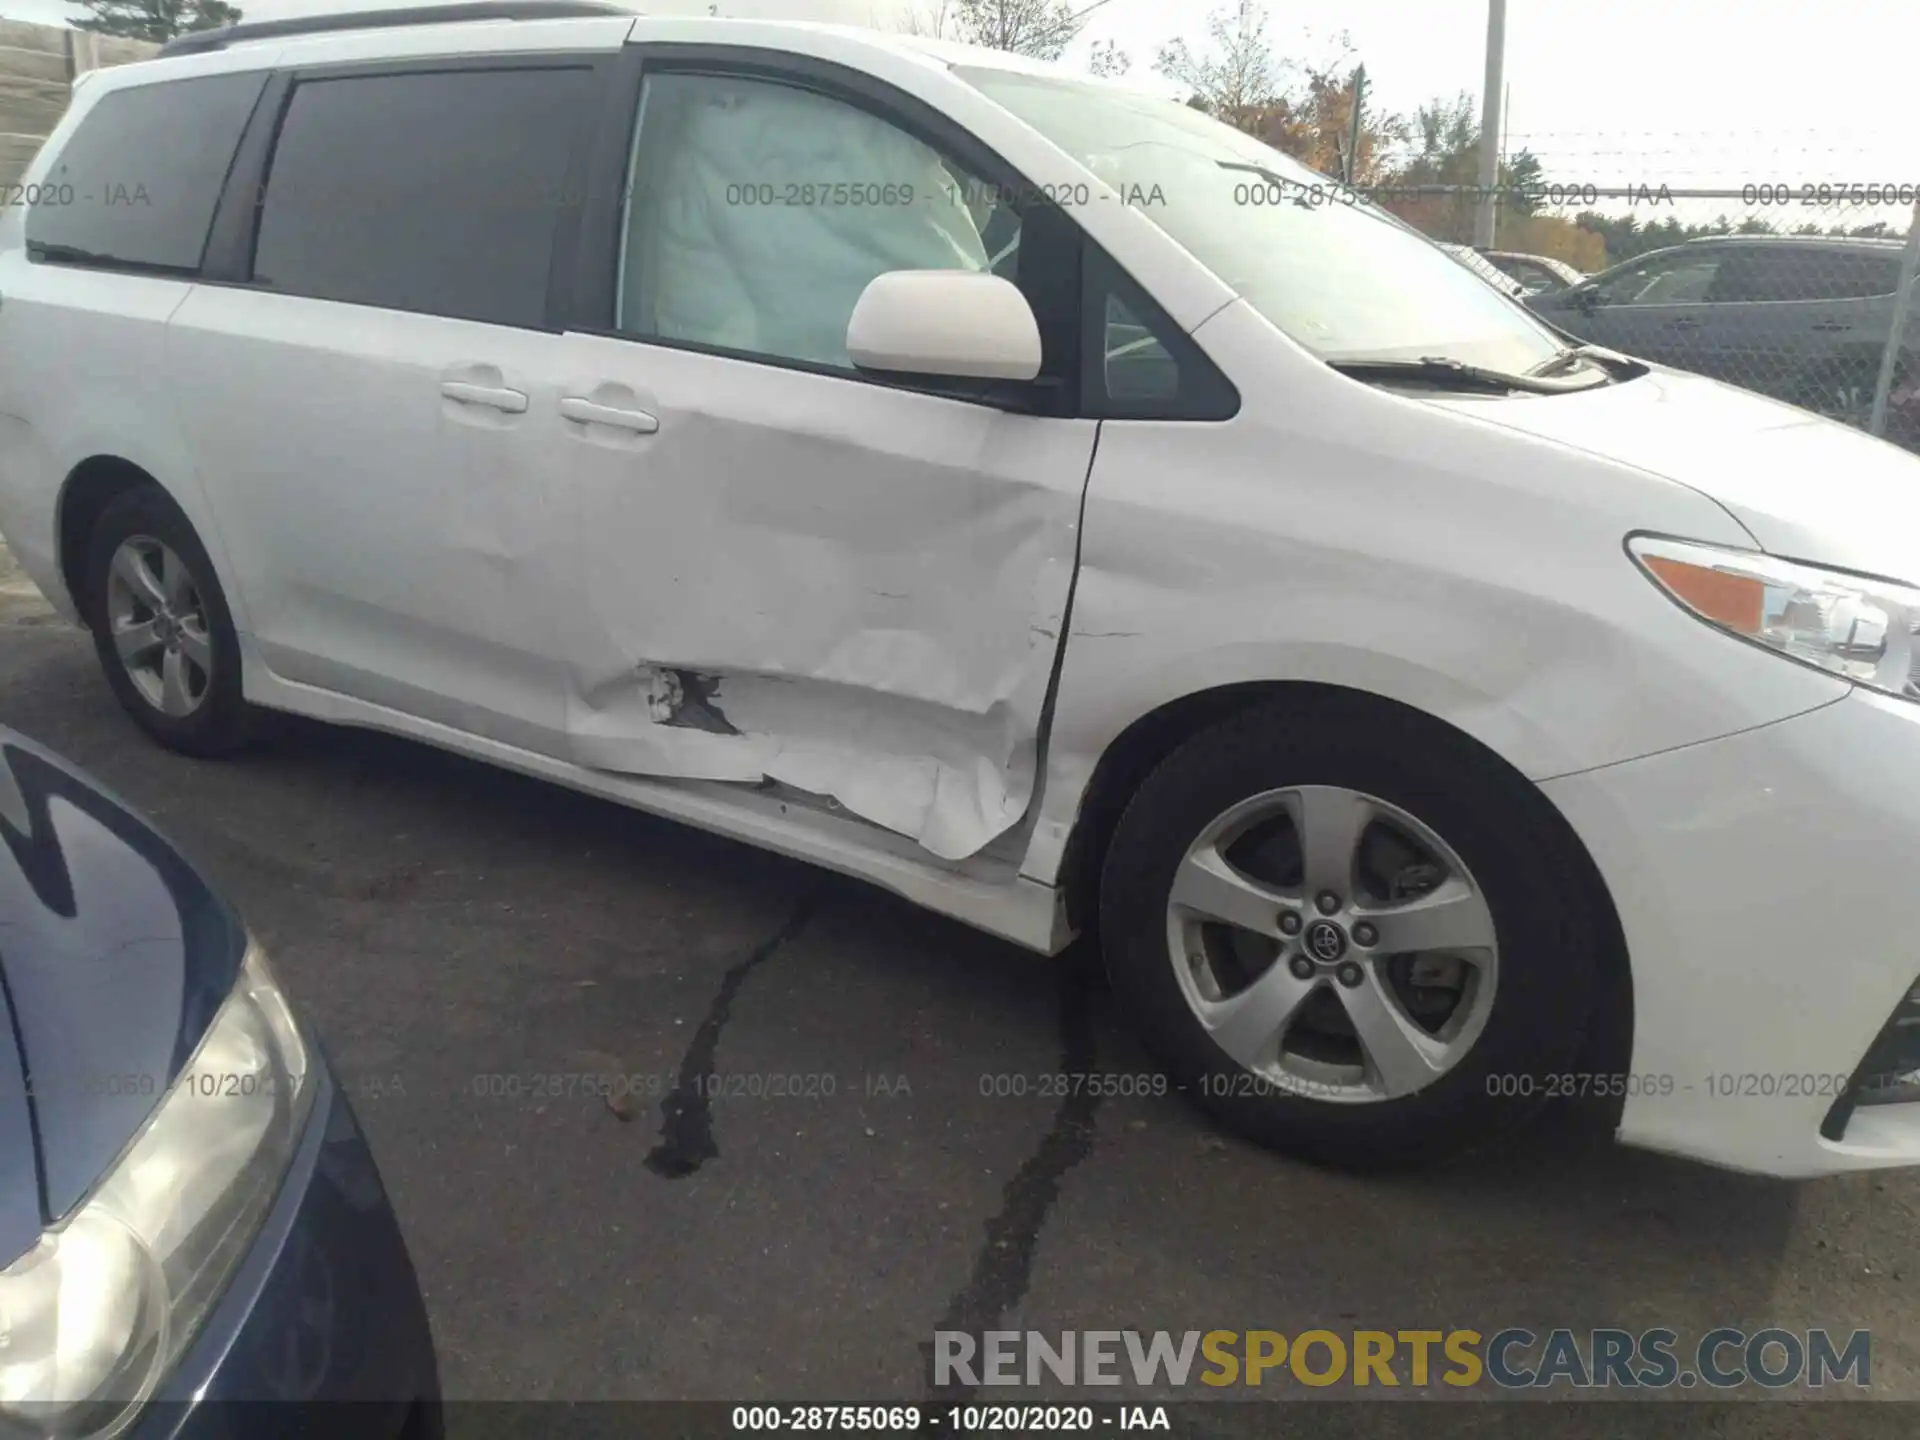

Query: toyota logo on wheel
[1305,920,1347,963]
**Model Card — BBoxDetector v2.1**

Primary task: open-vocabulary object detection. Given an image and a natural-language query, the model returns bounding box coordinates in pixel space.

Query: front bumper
[1543,687,1920,1177]
[129,1067,440,1438]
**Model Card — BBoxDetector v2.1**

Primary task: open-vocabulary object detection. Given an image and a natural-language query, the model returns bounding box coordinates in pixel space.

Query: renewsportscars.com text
[933,1328,1871,1390]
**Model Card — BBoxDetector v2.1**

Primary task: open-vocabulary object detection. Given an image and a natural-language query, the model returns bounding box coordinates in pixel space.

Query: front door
[543,61,1099,861]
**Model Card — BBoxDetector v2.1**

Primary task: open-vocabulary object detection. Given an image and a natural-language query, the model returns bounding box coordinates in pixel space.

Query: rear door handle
[1667,317,1701,330]
[560,396,660,433]
[441,381,528,413]
[1811,321,1852,332]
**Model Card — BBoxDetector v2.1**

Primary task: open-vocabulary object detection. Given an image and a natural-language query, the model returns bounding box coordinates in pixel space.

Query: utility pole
[1868,197,1920,440]
[1343,64,1367,186]
[1474,0,1507,248]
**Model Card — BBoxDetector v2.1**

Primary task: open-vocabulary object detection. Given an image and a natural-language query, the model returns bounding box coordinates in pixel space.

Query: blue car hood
[0,730,247,1251]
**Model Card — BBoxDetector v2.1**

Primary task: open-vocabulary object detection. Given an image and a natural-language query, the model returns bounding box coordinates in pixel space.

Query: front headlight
[1630,536,1920,701]
[0,941,311,1438]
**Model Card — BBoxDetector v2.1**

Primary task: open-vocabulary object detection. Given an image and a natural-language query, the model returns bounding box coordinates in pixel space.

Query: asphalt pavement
[3,542,1918,1436]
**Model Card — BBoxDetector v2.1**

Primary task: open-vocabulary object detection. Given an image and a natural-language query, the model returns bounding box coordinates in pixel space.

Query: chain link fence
[1356,177,1920,455]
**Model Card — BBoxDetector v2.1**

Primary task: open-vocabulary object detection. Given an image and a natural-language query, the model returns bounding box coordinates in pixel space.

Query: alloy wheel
[1165,785,1499,1103]
[105,536,214,719]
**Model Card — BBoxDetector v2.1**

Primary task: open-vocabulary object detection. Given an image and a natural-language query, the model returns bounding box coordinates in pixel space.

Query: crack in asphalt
[923,946,1103,1403]
[645,891,820,1179]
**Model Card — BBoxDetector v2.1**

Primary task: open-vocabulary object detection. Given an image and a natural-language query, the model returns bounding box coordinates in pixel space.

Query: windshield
[956,67,1569,374]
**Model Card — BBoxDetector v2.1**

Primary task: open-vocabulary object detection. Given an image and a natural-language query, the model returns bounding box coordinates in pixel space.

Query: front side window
[26,72,266,274]
[1593,251,1721,306]
[615,70,1018,369]
[251,66,594,328]
[1635,258,1720,304]
[955,67,1567,374]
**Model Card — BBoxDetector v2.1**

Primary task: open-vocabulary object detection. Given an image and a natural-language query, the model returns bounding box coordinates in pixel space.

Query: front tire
[1099,693,1610,1168]
[84,485,254,757]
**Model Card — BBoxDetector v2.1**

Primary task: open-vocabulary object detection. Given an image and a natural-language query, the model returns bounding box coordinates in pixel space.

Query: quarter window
[251,67,595,328]
[1102,295,1179,403]
[1080,247,1237,420]
[26,73,266,274]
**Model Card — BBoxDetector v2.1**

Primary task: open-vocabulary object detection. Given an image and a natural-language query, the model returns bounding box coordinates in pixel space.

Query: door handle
[1667,317,1701,330]
[559,396,660,433]
[441,381,529,413]
[1811,321,1852,332]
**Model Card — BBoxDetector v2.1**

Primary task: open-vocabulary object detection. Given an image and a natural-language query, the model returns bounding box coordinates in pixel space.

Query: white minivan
[6,3,1920,1177]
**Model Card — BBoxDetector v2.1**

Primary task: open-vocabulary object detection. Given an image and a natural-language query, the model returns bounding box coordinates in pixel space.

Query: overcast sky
[10,0,1917,221]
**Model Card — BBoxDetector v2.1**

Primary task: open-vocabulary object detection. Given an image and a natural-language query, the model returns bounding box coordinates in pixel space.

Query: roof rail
[155,2,636,59]
[1686,232,1902,247]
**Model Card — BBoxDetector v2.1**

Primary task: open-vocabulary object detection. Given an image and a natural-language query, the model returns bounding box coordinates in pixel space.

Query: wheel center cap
[1304,919,1348,964]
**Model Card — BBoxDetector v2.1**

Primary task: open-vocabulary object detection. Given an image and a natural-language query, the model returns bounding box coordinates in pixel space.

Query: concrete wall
[0,20,159,187]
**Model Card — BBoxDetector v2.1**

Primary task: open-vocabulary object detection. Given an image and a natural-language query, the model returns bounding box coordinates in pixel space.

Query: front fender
[1020,301,1850,888]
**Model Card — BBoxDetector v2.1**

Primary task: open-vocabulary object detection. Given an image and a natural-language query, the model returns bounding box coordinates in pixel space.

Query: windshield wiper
[1215,160,1325,207]
[1526,343,1647,381]
[1325,355,1604,395]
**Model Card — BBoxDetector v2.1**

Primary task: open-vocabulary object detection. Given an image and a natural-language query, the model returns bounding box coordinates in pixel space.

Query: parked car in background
[0,726,438,1437]
[13,6,1920,1180]
[1528,234,1913,427]
[1438,242,1529,298]
[1479,248,1585,296]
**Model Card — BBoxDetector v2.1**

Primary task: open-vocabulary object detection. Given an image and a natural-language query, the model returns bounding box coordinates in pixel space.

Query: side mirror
[1574,283,1602,312]
[847,270,1042,382]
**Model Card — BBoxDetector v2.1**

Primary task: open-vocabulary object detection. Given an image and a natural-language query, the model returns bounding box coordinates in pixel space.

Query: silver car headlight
[1630,536,1920,700]
[0,941,312,1438]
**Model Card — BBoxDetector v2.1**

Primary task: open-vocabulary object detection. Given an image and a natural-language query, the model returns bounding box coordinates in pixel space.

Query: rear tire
[1098,693,1611,1169]
[83,485,254,757]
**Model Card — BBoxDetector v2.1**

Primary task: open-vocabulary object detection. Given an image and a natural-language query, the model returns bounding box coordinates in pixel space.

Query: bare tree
[950,0,1111,62]
[1087,38,1131,77]
[896,0,952,39]
[1154,0,1281,131]
[75,0,239,41]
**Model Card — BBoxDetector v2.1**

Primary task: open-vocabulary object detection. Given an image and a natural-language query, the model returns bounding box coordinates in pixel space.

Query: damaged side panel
[555,334,1096,861]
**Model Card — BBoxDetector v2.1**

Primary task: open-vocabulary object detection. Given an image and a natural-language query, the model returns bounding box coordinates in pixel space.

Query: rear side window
[25,72,265,274]
[1818,252,1902,300]
[1705,249,1801,303]
[251,66,594,328]
[1710,247,1902,303]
